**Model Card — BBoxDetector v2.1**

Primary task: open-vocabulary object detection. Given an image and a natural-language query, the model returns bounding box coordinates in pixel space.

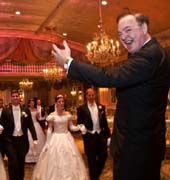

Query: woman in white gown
[32,95,89,180]
[0,125,7,179]
[25,99,46,163]
[0,153,7,180]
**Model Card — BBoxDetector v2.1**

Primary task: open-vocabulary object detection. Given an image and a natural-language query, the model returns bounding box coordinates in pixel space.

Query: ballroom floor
[4,133,170,180]
[4,132,113,180]
[22,154,113,180]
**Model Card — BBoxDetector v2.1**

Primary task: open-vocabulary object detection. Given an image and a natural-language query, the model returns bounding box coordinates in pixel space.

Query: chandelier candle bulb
[19,79,33,90]
[43,64,65,85]
[86,0,121,67]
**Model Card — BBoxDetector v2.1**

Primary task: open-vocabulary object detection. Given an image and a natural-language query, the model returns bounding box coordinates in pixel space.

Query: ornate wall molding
[155,28,170,48]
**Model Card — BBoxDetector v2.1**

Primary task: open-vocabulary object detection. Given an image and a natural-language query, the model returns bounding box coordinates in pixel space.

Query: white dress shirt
[87,102,101,134]
[0,108,3,118]
[12,105,23,136]
[37,105,45,121]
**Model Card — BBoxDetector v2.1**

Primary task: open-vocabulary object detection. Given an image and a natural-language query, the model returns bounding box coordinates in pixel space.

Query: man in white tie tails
[0,90,37,180]
[36,98,47,133]
[77,88,111,180]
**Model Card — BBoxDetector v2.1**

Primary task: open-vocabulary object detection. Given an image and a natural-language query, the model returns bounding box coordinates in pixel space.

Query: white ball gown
[25,110,46,163]
[0,153,7,180]
[32,112,89,180]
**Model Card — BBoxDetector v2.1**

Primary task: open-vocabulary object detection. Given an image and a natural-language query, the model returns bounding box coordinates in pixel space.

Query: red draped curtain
[0,37,88,65]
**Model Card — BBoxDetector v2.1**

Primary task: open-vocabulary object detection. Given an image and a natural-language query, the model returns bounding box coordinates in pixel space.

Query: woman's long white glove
[44,126,53,151]
[107,137,111,146]
[69,124,87,134]
[78,124,87,134]
[0,125,4,134]
[69,124,80,132]
[46,127,52,143]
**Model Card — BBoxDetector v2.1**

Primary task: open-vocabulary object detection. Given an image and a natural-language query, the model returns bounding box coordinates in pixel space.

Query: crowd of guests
[0,10,169,180]
[0,87,169,180]
[0,88,111,180]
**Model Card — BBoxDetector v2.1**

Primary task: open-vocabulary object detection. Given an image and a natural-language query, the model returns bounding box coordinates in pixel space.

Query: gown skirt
[32,131,89,180]
[26,111,46,163]
[0,153,7,180]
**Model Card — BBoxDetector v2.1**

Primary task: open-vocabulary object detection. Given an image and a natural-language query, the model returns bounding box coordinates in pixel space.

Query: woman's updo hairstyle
[55,94,64,102]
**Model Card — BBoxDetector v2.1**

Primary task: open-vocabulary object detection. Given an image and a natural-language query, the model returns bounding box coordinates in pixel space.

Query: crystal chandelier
[19,78,33,90]
[43,64,65,84]
[86,0,121,67]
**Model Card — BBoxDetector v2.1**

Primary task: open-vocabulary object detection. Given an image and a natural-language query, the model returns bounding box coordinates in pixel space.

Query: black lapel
[9,106,15,123]
[20,106,25,125]
[84,103,91,118]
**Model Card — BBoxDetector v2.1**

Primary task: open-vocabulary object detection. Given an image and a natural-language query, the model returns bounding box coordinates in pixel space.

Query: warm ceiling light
[70,87,77,97]
[86,0,120,67]
[101,0,107,5]
[15,11,21,15]
[62,33,67,36]
[19,78,33,90]
[43,64,65,85]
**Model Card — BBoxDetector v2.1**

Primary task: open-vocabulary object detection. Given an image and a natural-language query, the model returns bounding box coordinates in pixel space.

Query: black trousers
[4,136,29,180]
[113,143,162,180]
[83,131,108,180]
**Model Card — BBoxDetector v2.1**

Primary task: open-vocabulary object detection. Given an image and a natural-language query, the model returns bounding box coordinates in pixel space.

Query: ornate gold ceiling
[0,0,170,63]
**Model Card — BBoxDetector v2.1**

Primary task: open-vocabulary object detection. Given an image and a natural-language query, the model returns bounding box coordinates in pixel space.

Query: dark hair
[28,98,36,108]
[55,94,64,102]
[28,98,34,103]
[11,90,19,95]
[116,11,149,27]
[86,88,96,95]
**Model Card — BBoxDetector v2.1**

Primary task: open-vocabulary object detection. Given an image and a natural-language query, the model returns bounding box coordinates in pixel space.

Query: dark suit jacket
[48,104,55,114]
[0,106,37,143]
[36,105,46,118]
[77,103,111,138]
[67,38,170,160]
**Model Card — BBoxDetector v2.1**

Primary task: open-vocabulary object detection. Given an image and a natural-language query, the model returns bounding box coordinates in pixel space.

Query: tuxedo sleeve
[27,109,37,140]
[68,48,163,88]
[76,107,84,125]
[101,106,111,138]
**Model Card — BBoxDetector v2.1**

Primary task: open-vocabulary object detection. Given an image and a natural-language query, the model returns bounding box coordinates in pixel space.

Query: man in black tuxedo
[36,99,47,133]
[48,95,58,114]
[77,88,111,180]
[48,103,55,114]
[52,12,170,180]
[0,90,37,180]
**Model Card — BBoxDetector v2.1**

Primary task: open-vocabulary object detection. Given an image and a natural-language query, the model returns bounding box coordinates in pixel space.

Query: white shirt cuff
[64,57,73,70]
